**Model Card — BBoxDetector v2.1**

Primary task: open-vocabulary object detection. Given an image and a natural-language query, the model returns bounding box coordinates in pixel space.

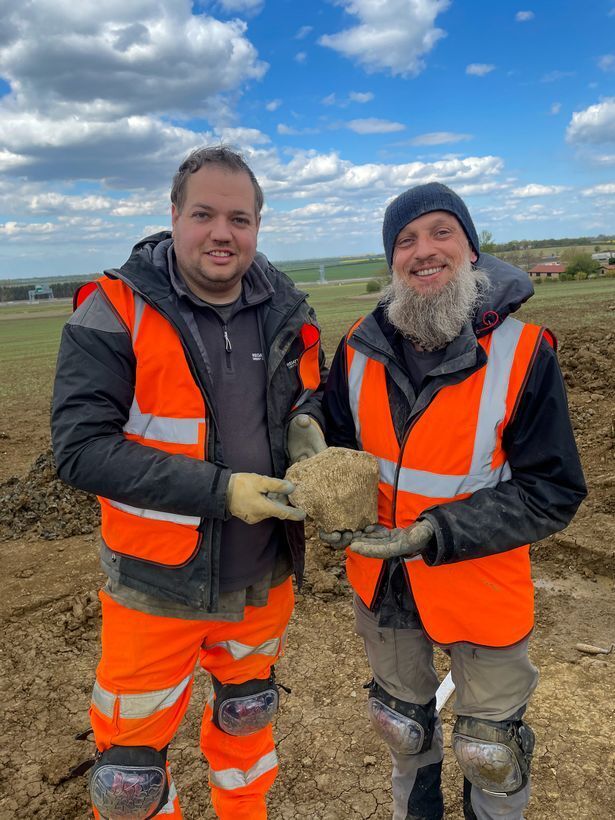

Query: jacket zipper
[222,324,232,370]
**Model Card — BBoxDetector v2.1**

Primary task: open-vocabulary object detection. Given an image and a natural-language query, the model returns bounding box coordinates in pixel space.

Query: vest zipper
[391,409,427,527]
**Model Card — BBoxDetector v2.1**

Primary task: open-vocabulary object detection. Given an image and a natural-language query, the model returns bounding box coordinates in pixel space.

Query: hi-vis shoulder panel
[83,276,207,566]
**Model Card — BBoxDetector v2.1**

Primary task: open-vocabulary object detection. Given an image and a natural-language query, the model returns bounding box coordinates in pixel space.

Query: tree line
[0,279,92,303]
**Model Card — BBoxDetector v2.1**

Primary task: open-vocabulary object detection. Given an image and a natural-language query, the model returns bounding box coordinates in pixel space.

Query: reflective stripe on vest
[209,749,278,791]
[350,318,522,497]
[91,279,207,565]
[91,673,193,719]
[345,316,542,646]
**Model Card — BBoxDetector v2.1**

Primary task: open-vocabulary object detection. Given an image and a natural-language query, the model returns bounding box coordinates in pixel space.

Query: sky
[0,0,614,279]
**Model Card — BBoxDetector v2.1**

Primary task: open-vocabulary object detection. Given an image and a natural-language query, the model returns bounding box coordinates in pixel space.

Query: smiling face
[391,210,478,294]
[171,164,260,303]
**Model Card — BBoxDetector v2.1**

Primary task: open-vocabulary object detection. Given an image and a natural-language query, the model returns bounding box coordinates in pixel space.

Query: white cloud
[28,193,114,214]
[217,0,264,14]
[276,123,318,136]
[0,220,58,238]
[541,70,575,83]
[0,111,207,186]
[295,51,307,63]
[321,91,374,108]
[598,54,615,71]
[549,102,562,115]
[581,183,615,196]
[265,99,282,112]
[409,131,472,145]
[466,63,495,76]
[349,91,374,103]
[0,3,267,120]
[347,118,405,134]
[567,98,615,144]
[295,25,313,40]
[511,184,567,197]
[216,126,271,146]
[515,11,535,22]
[319,0,450,77]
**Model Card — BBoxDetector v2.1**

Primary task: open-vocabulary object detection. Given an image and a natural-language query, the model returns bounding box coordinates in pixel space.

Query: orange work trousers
[90,577,294,819]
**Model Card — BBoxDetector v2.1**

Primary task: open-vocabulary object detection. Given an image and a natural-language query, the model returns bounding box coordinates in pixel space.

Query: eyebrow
[189,202,253,217]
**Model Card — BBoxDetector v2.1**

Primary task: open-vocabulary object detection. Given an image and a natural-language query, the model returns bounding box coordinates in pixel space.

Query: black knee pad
[452,715,535,796]
[90,745,169,819]
[212,671,279,737]
[367,679,437,755]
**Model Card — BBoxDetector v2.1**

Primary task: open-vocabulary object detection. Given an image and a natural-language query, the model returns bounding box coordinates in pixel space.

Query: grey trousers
[354,594,539,820]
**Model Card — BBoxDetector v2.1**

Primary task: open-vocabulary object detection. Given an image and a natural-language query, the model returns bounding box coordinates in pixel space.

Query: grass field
[1,277,614,408]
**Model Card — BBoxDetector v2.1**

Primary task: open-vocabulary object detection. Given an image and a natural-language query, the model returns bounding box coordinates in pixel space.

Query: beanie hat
[382,182,479,268]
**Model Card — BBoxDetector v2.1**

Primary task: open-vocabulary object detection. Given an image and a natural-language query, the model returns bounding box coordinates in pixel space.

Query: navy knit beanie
[382,182,479,268]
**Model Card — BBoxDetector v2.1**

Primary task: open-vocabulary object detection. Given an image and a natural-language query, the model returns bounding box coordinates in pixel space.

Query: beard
[382,258,490,351]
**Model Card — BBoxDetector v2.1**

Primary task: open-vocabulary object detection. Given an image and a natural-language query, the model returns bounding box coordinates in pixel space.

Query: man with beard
[322,182,586,820]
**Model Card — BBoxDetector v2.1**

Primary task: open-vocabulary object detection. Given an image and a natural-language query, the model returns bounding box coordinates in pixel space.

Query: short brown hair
[171,145,264,215]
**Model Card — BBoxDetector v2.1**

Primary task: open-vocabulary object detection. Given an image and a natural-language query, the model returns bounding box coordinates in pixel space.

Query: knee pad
[367,680,436,755]
[212,671,279,737]
[452,715,535,796]
[90,745,169,819]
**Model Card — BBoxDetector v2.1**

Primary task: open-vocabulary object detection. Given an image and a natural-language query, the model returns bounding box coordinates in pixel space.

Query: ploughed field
[1,280,614,818]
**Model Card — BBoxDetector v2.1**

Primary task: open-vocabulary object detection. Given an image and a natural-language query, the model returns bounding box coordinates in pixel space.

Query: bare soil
[1,298,614,819]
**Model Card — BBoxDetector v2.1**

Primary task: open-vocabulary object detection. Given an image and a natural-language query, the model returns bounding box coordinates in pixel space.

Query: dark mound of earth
[0,449,99,541]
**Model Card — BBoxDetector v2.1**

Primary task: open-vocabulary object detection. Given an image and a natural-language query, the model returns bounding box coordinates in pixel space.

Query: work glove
[287,413,327,464]
[319,524,381,550]
[226,473,306,525]
[348,520,434,560]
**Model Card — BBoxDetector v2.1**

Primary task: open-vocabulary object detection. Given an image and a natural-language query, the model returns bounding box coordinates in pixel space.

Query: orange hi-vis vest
[75,276,322,568]
[345,315,547,647]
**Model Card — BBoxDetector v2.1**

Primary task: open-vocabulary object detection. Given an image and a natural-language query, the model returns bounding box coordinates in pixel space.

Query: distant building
[598,263,615,276]
[528,263,565,280]
[592,252,613,262]
[28,284,54,302]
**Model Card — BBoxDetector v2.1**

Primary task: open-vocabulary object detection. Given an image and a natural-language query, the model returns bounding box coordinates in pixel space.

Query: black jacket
[323,253,587,569]
[51,233,327,610]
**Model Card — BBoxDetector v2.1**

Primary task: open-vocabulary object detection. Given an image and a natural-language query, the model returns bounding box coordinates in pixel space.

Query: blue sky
[0,0,614,278]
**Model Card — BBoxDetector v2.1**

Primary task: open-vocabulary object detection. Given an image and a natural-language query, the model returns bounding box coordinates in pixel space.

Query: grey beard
[382,260,491,351]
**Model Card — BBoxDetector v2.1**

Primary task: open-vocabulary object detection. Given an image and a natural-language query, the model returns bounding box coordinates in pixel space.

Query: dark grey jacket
[323,253,587,588]
[51,232,326,610]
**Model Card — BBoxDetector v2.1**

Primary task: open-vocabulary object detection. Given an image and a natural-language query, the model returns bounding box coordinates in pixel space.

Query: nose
[209,215,233,242]
[413,232,436,260]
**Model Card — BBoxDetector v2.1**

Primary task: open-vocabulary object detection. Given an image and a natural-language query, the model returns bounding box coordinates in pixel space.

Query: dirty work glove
[319,524,381,550]
[349,520,434,560]
[226,473,306,525]
[287,414,327,464]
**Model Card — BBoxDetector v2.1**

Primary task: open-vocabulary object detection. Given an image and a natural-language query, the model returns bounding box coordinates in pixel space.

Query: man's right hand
[226,473,306,525]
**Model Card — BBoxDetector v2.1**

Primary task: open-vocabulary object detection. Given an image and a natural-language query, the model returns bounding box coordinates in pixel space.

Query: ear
[171,203,179,231]
[470,249,478,263]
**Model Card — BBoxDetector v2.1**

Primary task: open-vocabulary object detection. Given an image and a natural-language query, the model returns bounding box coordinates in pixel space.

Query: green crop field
[282,258,387,283]
[1,277,614,421]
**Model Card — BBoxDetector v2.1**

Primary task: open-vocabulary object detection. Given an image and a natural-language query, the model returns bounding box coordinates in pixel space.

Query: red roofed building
[528,263,565,280]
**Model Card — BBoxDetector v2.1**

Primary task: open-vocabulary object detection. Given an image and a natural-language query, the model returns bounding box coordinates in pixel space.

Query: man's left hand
[287,414,326,464]
[349,520,434,560]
